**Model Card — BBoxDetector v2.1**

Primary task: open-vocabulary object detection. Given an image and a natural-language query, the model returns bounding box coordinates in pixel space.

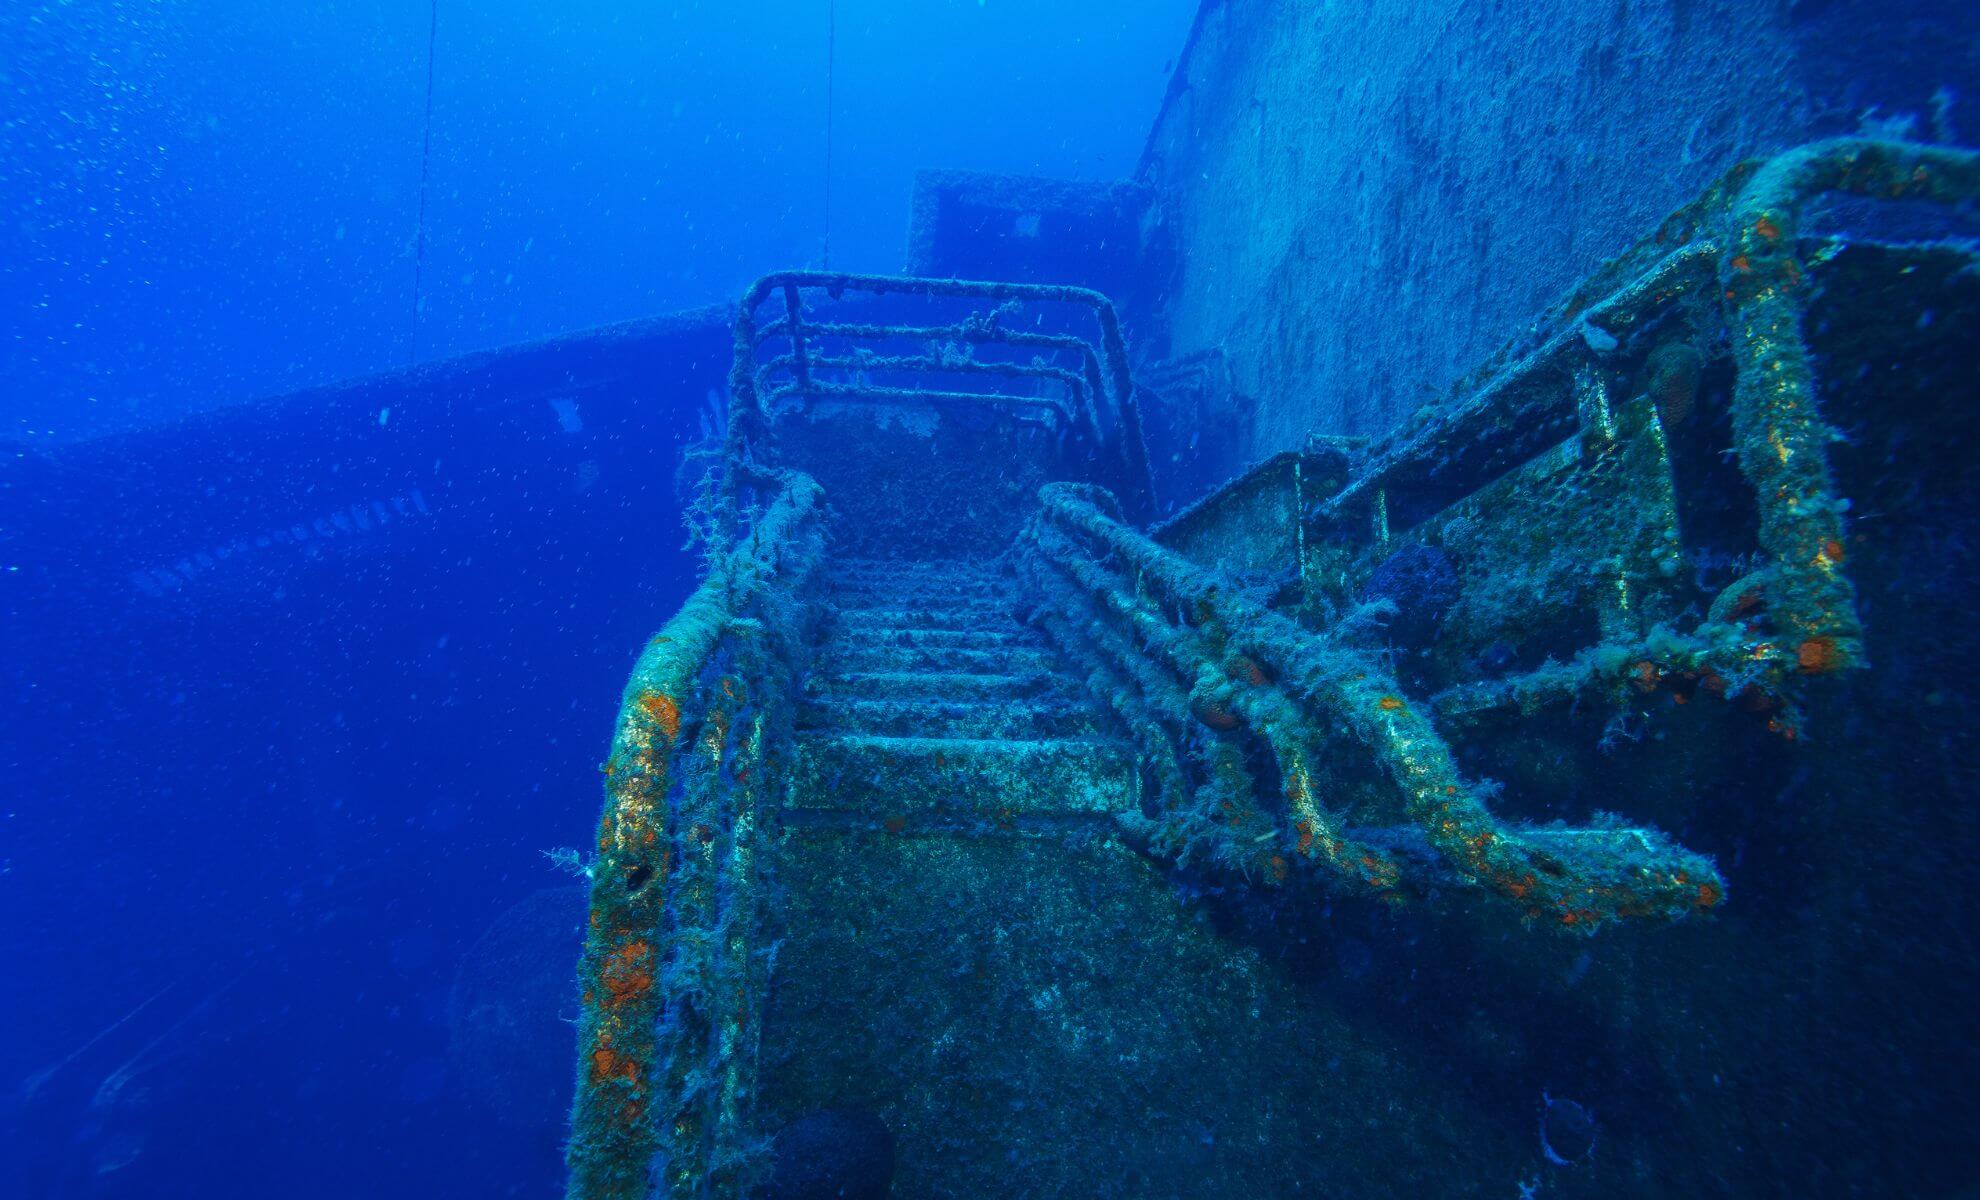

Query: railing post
[1719,137,1980,676]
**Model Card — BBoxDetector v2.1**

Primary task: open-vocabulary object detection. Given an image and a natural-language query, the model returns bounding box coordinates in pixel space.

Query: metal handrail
[753,350,1090,406]
[1020,481,1727,932]
[727,270,1156,519]
[567,469,827,1200]
[760,381,1073,424]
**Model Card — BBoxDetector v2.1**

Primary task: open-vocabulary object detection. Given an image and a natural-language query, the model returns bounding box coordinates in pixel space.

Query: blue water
[4,1,1189,444]
[1,3,1190,1195]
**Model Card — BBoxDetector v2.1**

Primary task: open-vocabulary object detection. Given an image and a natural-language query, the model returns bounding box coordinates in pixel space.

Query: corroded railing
[567,468,827,1200]
[1295,138,1979,745]
[726,270,1156,520]
[1024,138,1979,933]
[1019,481,1725,931]
[1719,138,1979,673]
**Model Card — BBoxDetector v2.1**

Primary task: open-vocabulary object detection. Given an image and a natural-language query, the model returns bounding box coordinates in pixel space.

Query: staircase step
[824,625,1040,653]
[834,603,1019,632]
[829,584,1012,610]
[820,643,1056,676]
[800,695,1099,739]
[792,732,1139,817]
[828,566,1008,594]
[830,557,1005,579]
[812,670,1063,703]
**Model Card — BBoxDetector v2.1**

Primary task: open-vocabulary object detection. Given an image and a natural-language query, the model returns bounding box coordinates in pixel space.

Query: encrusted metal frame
[725,270,1156,519]
[565,139,1979,1197]
[567,467,827,1200]
[1021,482,1727,929]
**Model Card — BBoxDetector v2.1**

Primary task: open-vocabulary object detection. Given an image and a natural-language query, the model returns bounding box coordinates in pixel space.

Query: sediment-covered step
[829,559,1005,579]
[809,670,1062,703]
[828,588,1013,615]
[799,695,1099,740]
[833,602,1020,632]
[792,732,1139,816]
[827,557,1006,579]
[833,571,1002,586]
[826,570,1010,599]
[823,625,1040,652]
[818,641,1056,676]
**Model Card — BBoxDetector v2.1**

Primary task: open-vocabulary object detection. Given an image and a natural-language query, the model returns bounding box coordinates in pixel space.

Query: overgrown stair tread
[810,670,1064,702]
[828,626,1042,651]
[819,643,1057,675]
[790,557,1135,823]
[800,695,1099,739]
[834,605,1025,631]
[791,731,1139,816]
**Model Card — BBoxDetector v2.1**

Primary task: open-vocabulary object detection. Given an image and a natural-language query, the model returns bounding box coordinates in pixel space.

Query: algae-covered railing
[1718,138,1979,672]
[1019,481,1725,932]
[1037,138,1980,931]
[726,270,1156,520]
[567,468,827,1200]
[1311,137,1978,702]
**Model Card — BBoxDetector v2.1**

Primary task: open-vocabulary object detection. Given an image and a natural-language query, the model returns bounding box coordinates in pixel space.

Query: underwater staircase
[565,266,1736,1200]
[792,556,1130,825]
[568,142,1980,1200]
[766,557,1380,1199]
